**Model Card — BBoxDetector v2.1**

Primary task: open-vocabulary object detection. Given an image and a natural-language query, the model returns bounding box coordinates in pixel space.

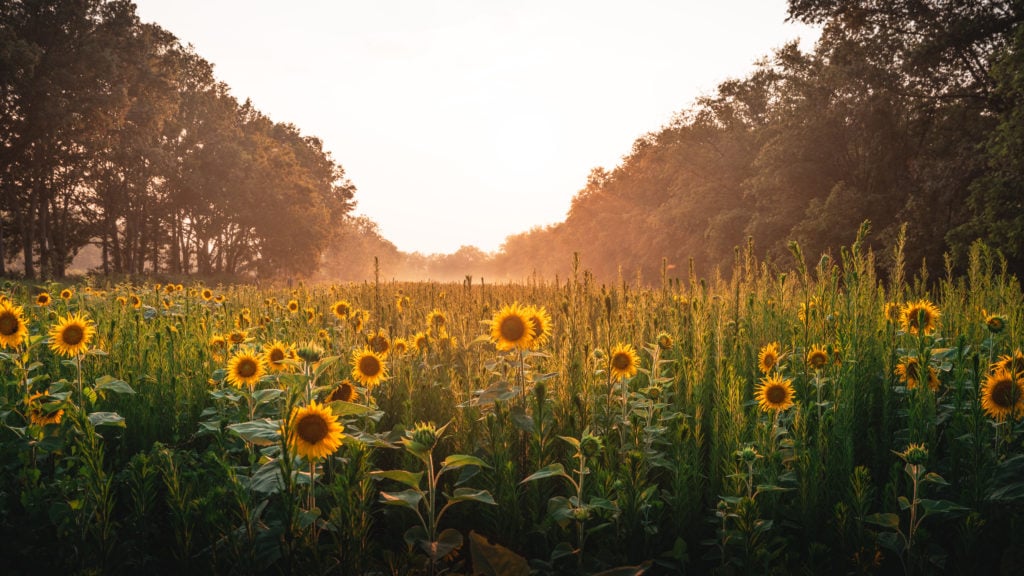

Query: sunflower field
[1,235,1023,576]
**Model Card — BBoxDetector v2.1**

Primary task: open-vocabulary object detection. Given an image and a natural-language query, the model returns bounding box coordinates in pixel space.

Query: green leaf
[249,458,285,493]
[918,498,968,516]
[446,487,496,506]
[370,469,424,489]
[922,472,949,486]
[227,419,281,446]
[88,411,125,428]
[473,380,518,406]
[520,463,571,484]
[864,512,900,530]
[440,454,490,473]
[327,400,376,417]
[252,388,284,404]
[558,435,581,450]
[380,489,423,511]
[469,530,530,576]
[95,375,136,395]
[422,528,463,561]
[898,496,911,511]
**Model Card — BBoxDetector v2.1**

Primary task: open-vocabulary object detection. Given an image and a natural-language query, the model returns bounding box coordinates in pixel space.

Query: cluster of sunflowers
[0,296,101,429]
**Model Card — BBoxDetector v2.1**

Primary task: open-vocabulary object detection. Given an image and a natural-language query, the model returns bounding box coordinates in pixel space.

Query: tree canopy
[1,0,355,279]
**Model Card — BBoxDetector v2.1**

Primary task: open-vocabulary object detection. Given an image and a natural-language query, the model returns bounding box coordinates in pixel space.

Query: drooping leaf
[469,530,530,576]
[88,411,125,428]
[370,469,424,489]
[521,463,571,484]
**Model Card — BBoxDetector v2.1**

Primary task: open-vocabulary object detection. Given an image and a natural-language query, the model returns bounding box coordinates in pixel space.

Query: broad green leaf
[473,381,518,406]
[521,463,570,484]
[440,454,489,473]
[469,530,530,576]
[919,498,968,515]
[252,388,283,404]
[249,459,285,493]
[446,487,496,506]
[922,472,949,486]
[88,411,125,428]
[326,400,375,417]
[422,528,463,561]
[95,375,136,395]
[370,469,424,489]
[227,419,281,446]
[864,512,900,530]
[380,489,423,510]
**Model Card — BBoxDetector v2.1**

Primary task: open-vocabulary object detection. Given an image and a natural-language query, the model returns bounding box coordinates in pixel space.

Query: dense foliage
[1,233,1023,574]
[0,0,356,280]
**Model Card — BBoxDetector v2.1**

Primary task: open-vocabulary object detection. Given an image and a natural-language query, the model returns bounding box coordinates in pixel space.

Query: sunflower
[327,380,359,403]
[48,312,96,357]
[214,294,226,304]
[608,343,640,381]
[351,347,388,388]
[392,338,409,356]
[226,348,266,389]
[200,288,213,301]
[996,349,1024,377]
[115,296,127,307]
[895,357,940,391]
[412,331,429,353]
[26,392,64,427]
[900,299,940,336]
[526,306,553,348]
[287,299,299,313]
[980,368,1024,421]
[287,401,344,460]
[264,341,296,373]
[60,288,73,300]
[755,373,796,412]
[656,331,673,351]
[490,303,534,351]
[318,329,331,343]
[228,330,248,345]
[757,342,782,374]
[36,292,52,307]
[330,300,352,320]
[0,301,28,349]
[806,344,829,370]
[366,329,391,356]
[129,294,142,308]
[427,309,447,330]
[983,310,1007,334]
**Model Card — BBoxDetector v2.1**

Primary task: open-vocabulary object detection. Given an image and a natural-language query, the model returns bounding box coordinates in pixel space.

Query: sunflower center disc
[238,359,257,377]
[62,325,84,345]
[500,316,526,341]
[612,353,631,371]
[0,313,17,336]
[766,385,787,404]
[993,380,1016,408]
[270,349,285,363]
[359,356,380,377]
[297,415,328,444]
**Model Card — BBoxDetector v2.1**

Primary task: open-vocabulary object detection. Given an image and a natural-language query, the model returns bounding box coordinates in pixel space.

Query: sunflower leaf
[88,411,125,428]
[327,400,375,417]
[379,488,423,510]
[370,469,424,489]
[440,454,490,474]
[521,463,571,485]
[227,419,281,446]
[95,375,135,395]
[444,487,496,506]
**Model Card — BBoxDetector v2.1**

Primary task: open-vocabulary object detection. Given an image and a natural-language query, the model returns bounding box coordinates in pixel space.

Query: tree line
[326,0,1023,284]
[1,0,355,280]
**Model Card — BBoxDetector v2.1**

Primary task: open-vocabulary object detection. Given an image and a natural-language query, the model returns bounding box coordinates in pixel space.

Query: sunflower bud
[406,421,438,454]
[737,446,759,464]
[580,433,602,459]
[296,341,324,363]
[900,443,929,466]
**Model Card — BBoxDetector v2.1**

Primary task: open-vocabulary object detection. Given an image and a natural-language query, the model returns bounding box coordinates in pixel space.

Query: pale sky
[132,0,819,255]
